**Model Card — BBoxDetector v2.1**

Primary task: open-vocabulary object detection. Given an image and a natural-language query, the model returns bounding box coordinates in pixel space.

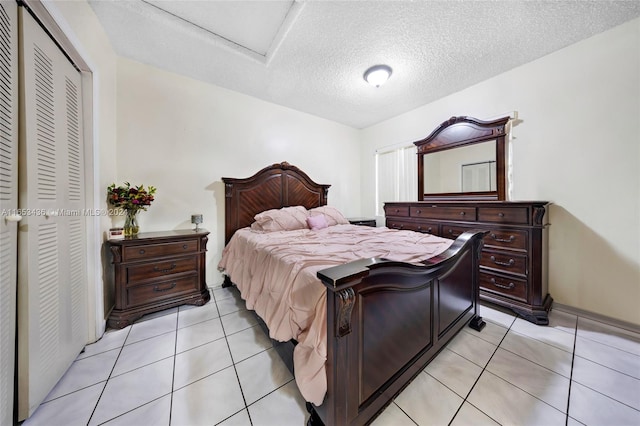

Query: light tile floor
[23,286,640,426]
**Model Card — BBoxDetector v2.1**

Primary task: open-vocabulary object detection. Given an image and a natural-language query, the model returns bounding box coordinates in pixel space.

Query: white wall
[361,19,640,325]
[116,58,361,288]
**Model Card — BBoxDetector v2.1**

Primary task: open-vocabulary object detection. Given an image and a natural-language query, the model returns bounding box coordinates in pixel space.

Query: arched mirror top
[415,116,510,201]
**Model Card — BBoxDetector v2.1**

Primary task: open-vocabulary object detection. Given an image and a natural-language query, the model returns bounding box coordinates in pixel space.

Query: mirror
[416,116,509,200]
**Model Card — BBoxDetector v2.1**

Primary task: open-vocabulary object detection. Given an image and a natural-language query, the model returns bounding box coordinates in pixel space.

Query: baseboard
[553,303,640,334]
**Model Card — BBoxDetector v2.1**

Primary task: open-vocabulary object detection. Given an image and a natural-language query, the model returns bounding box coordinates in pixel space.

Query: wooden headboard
[222,162,331,244]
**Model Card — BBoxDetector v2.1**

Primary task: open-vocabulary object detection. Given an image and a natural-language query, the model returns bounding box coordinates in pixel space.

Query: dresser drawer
[441,224,475,239]
[126,256,198,284]
[413,221,440,235]
[478,207,529,224]
[480,250,527,276]
[484,229,528,251]
[123,240,199,261]
[387,219,440,235]
[385,206,410,217]
[411,206,476,221]
[126,275,199,308]
[480,272,527,302]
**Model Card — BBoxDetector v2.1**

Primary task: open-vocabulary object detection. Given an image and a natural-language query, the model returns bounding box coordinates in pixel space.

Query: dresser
[107,229,211,329]
[385,201,552,324]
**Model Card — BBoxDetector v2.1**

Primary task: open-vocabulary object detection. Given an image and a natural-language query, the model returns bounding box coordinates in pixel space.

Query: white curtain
[375,145,417,216]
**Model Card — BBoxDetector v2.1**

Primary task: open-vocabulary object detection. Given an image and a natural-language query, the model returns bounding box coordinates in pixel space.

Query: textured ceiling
[88,0,640,129]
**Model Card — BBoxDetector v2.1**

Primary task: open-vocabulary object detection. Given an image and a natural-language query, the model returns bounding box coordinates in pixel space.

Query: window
[375,145,417,216]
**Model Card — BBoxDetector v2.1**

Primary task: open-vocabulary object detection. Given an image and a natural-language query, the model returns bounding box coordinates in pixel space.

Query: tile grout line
[565,315,579,425]
[87,325,132,425]
[445,315,516,425]
[215,290,255,425]
[168,308,180,426]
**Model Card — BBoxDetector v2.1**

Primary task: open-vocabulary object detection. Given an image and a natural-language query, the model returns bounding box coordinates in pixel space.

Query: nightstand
[348,217,377,227]
[107,229,211,329]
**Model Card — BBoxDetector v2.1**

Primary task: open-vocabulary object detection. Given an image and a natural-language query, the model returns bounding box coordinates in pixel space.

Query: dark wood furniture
[409,115,553,324]
[347,217,376,227]
[385,201,552,324]
[416,115,509,201]
[222,162,486,426]
[107,229,210,329]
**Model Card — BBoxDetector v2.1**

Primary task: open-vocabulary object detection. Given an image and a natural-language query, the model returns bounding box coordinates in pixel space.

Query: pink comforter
[217,224,453,405]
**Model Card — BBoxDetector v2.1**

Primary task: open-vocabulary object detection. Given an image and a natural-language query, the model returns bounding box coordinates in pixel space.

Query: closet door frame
[0,2,19,425]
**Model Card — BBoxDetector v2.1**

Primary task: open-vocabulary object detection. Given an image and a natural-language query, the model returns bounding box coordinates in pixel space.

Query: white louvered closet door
[17,6,87,420]
[0,1,19,425]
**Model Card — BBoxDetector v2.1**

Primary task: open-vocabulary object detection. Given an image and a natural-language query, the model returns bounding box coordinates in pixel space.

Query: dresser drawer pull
[490,256,515,267]
[153,282,177,292]
[490,234,515,243]
[459,211,466,216]
[153,263,177,273]
[416,210,421,214]
[498,212,505,217]
[139,249,145,254]
[490,278,515,290]
[183,244,188,249]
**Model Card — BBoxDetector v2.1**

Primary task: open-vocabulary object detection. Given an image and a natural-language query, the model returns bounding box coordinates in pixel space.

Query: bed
[219,162,486,425]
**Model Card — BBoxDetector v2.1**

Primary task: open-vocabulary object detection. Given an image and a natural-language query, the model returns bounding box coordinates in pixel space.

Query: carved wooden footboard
[312,230,486,425]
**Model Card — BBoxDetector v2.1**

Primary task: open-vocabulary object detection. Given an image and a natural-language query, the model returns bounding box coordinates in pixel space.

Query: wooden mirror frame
[415,116,510,201]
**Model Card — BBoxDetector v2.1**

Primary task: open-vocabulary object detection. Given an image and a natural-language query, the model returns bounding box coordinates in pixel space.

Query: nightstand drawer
[478,207,529,224]
[123,240,199,261]
[126,256,198,284]
[126,275,199,308]
[480,272,527,302]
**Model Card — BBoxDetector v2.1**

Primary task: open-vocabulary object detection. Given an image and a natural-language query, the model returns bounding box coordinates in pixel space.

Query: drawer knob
[459,211,466,216]
[153,282,177,292]
[490,234,515,243]
[490,278,515,290]
[153,263,177,273]
[416,210,421,214]
[490,256,515,267]
[139,249,145,254]
[498,212,505,217]
[183,244,188,249]
[395,209,399,213]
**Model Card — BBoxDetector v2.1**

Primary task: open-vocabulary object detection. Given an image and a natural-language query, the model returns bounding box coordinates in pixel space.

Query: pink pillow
[308,206,349,226]
[251,206,309,232]
[307,214,329,230]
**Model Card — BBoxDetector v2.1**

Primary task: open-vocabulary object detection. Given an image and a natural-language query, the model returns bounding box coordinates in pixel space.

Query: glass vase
[123,209,140,236]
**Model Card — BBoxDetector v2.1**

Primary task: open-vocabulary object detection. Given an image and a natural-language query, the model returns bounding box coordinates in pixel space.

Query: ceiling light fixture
[363,64,392,87]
